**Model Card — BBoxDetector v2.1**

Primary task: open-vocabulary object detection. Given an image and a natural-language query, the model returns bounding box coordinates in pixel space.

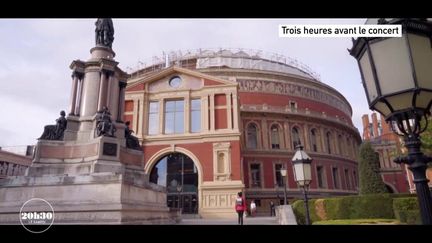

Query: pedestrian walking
[270,201,276,217]
[250,200,257,217]
[235,192,246,225]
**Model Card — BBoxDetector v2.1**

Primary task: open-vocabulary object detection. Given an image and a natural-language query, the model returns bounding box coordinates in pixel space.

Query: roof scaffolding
[129,48,321,82]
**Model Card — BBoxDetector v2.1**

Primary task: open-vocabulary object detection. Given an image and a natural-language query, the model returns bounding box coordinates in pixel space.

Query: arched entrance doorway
[149,153,198,214]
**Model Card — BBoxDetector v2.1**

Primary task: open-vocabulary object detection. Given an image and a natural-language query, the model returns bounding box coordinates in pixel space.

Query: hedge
[293,194,397,223]
[393,197,421,224]
[313,218,399,225]
[292,199,319,225]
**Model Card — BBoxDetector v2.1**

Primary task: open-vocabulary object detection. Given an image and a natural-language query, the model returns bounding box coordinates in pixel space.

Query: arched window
[247,123,258,149]
[270,124,281,149]
[292,127,301,149]
[310,129,318,152]
[326,132,332,154]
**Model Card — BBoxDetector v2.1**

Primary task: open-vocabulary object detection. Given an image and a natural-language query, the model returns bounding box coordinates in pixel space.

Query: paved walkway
[178,216,279,225]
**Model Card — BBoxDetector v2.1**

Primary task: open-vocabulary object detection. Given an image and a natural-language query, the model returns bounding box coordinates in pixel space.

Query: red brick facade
[124,55,361,215]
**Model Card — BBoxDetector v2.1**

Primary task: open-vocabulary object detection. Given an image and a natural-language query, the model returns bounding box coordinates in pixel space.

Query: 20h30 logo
[20,198,55,233]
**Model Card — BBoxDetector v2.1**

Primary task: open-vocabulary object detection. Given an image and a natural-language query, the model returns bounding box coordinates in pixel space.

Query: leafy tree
[358,142,388,194]
[420,117,432,158]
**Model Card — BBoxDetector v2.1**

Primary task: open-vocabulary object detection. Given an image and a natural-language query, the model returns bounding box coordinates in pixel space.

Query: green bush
[393,197,421,224]
[349,194,395,219]
[292,199,319,225]
[322,194,394,220]
[323,197,354,219]
[293,193,419,224]
[313,218,399,225]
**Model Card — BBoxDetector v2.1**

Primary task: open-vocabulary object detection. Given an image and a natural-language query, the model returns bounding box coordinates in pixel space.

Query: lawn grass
[312,218,400,225]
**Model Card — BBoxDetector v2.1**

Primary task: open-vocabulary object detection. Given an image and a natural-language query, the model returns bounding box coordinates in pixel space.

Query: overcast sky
[0,18,371,148]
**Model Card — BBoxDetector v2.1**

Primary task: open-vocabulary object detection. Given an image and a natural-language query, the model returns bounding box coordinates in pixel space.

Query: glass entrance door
[167,193,198,214]
[150,153,199,214]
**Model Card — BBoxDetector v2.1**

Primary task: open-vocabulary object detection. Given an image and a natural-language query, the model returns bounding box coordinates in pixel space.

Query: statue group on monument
[95,18,114,48]
[124,121,141,150]
[96,106,116,137]
[39,111,67,140]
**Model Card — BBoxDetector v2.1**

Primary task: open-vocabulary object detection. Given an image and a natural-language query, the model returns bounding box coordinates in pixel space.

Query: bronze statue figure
[96,106,116,137]
[124,121,141,150]
[39,111,67,140]
[95,18,114,48]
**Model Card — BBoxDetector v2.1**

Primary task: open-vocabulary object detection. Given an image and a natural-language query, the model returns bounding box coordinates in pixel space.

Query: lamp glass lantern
[280,167,287,177]
[292,145,312,187]
[349,19,432,124]
[349,18,432,225]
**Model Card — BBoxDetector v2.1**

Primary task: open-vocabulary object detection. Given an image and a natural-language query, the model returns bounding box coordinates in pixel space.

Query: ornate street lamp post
[349,18,432,224]
[292,145,313,225]
[280,166,288,205]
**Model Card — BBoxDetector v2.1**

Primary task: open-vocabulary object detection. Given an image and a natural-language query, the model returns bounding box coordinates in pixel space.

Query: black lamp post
[280,165,288,205]
[292,145,313,225]
[349,18,432,224]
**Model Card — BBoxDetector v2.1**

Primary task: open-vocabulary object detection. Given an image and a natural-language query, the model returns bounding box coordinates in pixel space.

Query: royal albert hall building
[123,49,361,218]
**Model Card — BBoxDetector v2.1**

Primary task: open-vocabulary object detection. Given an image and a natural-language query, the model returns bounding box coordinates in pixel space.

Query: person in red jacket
[235,191,247,225]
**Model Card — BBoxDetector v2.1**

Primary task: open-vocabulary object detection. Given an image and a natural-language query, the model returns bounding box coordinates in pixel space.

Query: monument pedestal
[0,172,179,224]
[0,19,179,225]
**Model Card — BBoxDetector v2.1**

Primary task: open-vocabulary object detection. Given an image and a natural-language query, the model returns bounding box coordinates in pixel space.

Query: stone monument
[0,19,179,224]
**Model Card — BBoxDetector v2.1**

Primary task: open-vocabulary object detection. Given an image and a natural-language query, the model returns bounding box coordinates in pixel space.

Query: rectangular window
[148,101,159,135]
[274,164,284,187]
[332,167,339,189]
[290,101,297,111]
[191,99,201,133]
[251,163,261,188]
[317,166,325,189]
[165,100,184,134]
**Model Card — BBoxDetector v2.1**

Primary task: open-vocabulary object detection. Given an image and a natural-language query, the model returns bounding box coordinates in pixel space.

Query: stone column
[116,81,127,122]
[203,95,209,132]
[226,93,232,130]
[106,74,112,110]
[284,121,291,150]
[261,119,268,149]
[232,93,239,131]
[303,124,310,151]
[80,71,101,117]
[185,94,190,133]
[159,99,164,134]
[74,75,84,116]
[69,72,79,115]
[109,77,119,121]
[210,94,215,131]
[97,70,109,111]
[132,99,139,133]
[137,98,144,136]
[320,127,326,153]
